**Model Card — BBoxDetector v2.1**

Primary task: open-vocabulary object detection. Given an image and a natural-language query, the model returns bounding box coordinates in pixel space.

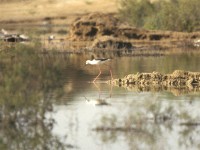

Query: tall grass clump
[119,0,200,32]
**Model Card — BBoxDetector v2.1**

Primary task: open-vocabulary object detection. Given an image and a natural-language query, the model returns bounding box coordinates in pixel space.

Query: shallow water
[0,48,200,150]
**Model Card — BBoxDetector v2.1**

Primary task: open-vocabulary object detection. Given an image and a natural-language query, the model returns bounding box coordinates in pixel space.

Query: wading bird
[86,58,113,82]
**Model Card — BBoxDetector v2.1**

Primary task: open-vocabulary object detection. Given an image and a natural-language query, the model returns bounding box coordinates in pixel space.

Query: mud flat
[66,13,200,54]
[109,70,200,95]
[68,13,200,44]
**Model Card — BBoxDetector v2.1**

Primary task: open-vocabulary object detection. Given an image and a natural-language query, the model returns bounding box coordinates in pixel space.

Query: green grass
[119,0,200,32]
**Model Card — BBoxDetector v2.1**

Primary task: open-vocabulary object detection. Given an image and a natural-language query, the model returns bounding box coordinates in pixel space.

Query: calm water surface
[1,51,200,150]
[47,53,200,150]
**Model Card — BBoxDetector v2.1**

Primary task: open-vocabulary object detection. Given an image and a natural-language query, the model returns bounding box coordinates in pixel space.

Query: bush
[119,0,154,27]
[119,0,200,32]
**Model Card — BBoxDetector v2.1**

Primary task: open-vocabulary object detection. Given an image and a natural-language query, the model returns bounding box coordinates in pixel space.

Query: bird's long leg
[93,81,101,94]
[93,65,101,83]
[109,67,113,81]
[104,64,113,81]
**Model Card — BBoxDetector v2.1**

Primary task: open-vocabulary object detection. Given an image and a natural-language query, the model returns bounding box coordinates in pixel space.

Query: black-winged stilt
[86,58,113,82]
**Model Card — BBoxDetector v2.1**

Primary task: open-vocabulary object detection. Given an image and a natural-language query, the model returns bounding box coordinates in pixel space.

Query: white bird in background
[48,35,55,41]
[194,39,200,47]
[86,58,113,82]
[19,34,29,41]
[1,28,8,35]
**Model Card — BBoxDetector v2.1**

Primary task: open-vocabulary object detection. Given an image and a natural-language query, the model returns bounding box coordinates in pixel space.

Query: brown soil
[109,70,200,96]
[67,13,200,51]
[1,0,200,52]
[67,13,149,41]
[90,36,133,50]
[68,13,200,42]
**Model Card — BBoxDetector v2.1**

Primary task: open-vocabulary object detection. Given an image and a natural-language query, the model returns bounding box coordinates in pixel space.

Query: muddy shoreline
[66,13,200,51]
[0,0,200,53]
[1,12,200,54]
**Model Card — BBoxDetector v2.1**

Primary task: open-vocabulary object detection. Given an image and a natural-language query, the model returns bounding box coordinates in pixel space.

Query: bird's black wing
[95,58,110,61]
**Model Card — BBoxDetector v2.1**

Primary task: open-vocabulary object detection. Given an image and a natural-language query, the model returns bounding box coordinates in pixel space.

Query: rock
[91,36,133,50]
[108,70,200,95]
[149,33,170,40]
[67,13,200,52]
[186,78,195,86]
[171,70,188,78]
[68,13,148,41]
[68,13,120,41]
[68,13,200,42]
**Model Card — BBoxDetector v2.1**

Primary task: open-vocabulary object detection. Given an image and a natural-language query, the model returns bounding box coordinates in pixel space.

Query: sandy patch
[0,0,117,22]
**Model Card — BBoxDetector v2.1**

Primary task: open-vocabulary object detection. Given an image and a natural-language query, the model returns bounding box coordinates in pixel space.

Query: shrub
[119,0,155,27]
[119,0,200,32]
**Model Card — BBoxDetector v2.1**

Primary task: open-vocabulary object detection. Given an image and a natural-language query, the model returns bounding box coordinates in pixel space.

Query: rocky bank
[109,70,200,95]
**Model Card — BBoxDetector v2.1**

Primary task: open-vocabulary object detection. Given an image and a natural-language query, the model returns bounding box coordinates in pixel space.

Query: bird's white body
[86,58,111,65]
[19,34,29,40]
[194,39,200,47]
[48,35,55,41]
[85,58,112,82]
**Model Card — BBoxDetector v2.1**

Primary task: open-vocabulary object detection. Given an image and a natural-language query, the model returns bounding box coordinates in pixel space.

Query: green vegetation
[119,0,200,32]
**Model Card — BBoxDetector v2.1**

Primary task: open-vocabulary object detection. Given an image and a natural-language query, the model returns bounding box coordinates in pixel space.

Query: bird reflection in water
[84,82,112,106]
